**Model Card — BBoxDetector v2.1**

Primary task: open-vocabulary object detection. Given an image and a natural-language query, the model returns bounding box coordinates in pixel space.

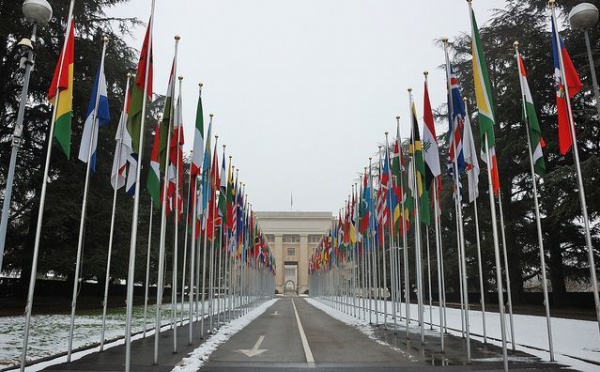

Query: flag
[48,20,75,158]
[111,79,131,190]
[551,17,582,155]
[470,6,500,194]
[445,61,466,177]
[358,170,370,235]
[201,116,214,229]
[78,53,110,171]
[409,101,430,225]
[423,77,441,191]
[190,87,204,205]
[167,87,184,219]
[391,125,411,235]
[376,150,390,228]
[124,17,153,196]
[517,51,546,176]
[463,104,480,203]
[159,62,176,173]
[218,147,227,226]
[146,124,161,206]
[126,17,153,155]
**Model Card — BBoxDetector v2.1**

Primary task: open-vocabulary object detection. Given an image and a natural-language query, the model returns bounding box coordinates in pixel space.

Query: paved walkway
[36,297,578,372]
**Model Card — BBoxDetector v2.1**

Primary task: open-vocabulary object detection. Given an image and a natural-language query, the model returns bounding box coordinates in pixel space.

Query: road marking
[291,299,315,367]
[271,311,280,316]
[237,334,268,357]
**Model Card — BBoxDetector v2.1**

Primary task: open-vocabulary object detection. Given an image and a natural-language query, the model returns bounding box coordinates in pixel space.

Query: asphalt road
[200,297,577,372]
[33,296,579,372]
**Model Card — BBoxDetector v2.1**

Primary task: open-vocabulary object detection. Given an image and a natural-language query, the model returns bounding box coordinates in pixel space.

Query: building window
[266,234,275,243]
[287,248,296,257]
[308,234,321,244]
[283,234,300,243]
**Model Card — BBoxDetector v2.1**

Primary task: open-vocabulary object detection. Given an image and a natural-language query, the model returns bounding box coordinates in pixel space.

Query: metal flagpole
[208,137,219,332]
[143,203,154,338]
[497,190,516,351]
[181,159,194,328]
[101,72,131,349]
[20,2,75,369]
[385,133,397,329]
[379,146,388,326]
[408,89,425,344]
[154,35,178,365]
[425,227,433,330]
[189,174,198,344]
[485,136,509,372]
[514,41,554,360]
[550,0,600,334]
[433,185,444,351]
[369,158,379,325]
[463,98,487,344]
[126,4,155,370]
[367,163,373,324]
[67,37,109,361]
[171,75,184,353]
[443,38,470,360]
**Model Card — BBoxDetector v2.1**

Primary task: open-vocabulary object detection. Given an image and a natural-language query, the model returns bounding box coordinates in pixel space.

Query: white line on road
[291,299,315,367]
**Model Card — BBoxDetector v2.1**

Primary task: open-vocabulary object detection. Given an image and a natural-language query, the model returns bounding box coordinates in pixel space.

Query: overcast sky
[107,0,508,214]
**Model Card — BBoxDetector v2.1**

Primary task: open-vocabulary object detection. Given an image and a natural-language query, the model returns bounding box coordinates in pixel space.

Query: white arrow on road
[237,335,267,357]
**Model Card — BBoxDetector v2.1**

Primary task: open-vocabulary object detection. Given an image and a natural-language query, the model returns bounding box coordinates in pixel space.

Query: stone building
[255,211,333,294]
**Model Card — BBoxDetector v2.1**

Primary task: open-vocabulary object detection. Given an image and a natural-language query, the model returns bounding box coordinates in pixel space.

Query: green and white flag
[517,51,546,176]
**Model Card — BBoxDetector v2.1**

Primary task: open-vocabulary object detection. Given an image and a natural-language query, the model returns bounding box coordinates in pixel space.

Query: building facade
[255,211,332,294]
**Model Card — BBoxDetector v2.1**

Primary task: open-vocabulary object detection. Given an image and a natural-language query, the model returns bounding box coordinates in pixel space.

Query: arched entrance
[284,280,296,294]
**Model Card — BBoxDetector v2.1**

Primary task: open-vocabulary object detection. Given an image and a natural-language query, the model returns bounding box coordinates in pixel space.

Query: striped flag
[423,77,441,191]
[48,20,75,158]
[517,51,546,176]
[470,6,500,194]
[146,124,161,206]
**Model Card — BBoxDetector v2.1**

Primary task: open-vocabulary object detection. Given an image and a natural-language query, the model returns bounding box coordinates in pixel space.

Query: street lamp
[0,0,52,272]
[569,3,600,118]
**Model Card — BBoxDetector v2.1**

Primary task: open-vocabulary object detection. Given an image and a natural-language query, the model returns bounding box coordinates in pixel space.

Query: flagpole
[143,202,154,337]
[171,75,185,353]
[181,158,193,329]
[443,38,471,360]
[67,36,108,362]
[396,117,410,338]
[378,145,388,327]
[208,136,219,332]
[408,88,425,344]
[514,42,554,360]
[497,190,516,351]
[124,3,155,370]
[549,0,600,334]
[432,184,445,351]
[385,133,397,330]
[188,171,198,344]
[101,71,131,350]
[154,35,179,365]
[20,1,75,368]
[463,97,487,344]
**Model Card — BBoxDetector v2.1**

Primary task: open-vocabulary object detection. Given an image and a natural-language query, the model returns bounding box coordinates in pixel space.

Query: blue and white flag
[78,61,110,172]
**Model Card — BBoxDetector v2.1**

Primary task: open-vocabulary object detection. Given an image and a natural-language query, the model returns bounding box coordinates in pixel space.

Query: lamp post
[569,2,600,118]
[0,0,52,272]
[0,0,52,273]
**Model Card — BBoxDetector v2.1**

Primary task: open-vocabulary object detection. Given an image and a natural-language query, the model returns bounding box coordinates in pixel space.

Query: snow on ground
[0,298,230,371]
[308,297,600,372]
[171,298,278,372]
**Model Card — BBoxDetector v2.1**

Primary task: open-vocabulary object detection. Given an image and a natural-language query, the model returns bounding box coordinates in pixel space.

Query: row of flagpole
[309,1,600,372]
[16,1,277,370]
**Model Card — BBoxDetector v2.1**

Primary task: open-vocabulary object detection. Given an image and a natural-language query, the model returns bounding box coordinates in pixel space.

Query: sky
[106,0,508,214]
